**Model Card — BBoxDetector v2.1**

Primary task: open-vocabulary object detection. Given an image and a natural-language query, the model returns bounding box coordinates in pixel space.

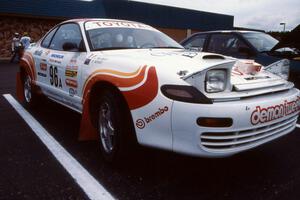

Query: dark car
[181,29,300,87]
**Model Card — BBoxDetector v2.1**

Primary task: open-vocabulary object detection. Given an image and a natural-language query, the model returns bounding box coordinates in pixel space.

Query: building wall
[0,16,60,58]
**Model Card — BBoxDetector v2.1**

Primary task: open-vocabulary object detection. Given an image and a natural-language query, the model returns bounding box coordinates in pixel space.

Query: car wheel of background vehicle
[95,89,134,163]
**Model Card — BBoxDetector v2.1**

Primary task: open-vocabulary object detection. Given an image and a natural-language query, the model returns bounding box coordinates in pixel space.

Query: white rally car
[17,19,300,162]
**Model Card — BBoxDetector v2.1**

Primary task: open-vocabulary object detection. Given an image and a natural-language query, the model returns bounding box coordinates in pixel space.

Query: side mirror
[238,47,255,57]
[62,42,78,51]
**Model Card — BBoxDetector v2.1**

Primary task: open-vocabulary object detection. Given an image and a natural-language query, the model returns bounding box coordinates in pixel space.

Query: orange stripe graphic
[123,66,158,110]
[82,65,158,110]
[20,52,36,81]
[82,65,146,95]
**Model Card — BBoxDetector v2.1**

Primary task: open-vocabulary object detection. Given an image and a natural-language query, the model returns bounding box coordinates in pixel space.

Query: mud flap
[16,72,24,102]
[78,97,98,141]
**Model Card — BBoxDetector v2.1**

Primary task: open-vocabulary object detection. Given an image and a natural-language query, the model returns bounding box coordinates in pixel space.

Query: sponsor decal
[46,89,80,110]
[66,78,78,88]
[66,57,79,70]
[34,50,43,56]
[49,58,61,64]
[177,70,189,77]
[136,119,145,129]
[136,106,169,129]
[45,50,51,56]
[37,72,47,77]
[40,63,47,71]
[66,65,78,70]
[70,58,77,64]
[250,97,300,125]
[65,69,78,78]
[92,56,106,65]
[182,51,198,58]
[69,88,77,97]
[51,53,64,59]
[86,20,153,30]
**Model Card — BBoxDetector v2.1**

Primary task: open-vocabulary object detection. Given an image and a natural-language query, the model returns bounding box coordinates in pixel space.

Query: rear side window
[41,27,58,48]
[184,34,206,50]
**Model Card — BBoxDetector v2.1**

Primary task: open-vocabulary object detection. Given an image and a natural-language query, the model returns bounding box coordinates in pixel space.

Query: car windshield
[242,32,279,52]
[85,21,183,51]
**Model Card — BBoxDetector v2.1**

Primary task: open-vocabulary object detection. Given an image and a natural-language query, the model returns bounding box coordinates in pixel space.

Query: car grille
[200,114,298,152]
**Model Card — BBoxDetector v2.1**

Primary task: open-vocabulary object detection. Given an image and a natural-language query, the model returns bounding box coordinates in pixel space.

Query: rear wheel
[22,73,36,107]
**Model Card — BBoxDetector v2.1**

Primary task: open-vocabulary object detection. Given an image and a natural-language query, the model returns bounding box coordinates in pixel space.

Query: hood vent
[202,55,225,60]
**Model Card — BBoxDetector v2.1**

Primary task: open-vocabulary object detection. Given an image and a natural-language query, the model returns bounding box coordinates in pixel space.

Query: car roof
[193,30,262,34]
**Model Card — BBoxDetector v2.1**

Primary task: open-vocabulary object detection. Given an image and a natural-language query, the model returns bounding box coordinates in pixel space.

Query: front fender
[78,65,159,140]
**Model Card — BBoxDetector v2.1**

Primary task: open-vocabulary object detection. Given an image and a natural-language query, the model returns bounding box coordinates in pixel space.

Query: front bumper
[171,88,300,157]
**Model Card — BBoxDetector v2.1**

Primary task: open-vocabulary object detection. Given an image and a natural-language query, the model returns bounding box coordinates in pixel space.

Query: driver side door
[41,23,86,112]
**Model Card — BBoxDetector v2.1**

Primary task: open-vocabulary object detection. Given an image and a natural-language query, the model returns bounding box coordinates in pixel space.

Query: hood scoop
[202,54,225,60]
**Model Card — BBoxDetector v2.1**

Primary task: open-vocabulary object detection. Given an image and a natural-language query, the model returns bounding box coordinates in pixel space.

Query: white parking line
[3,94,115,200]
[296,124,300,128]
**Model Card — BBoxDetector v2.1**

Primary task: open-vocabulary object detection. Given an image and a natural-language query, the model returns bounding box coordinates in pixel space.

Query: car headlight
[265,59,289,80]
[161,85,212,104]
[205,69,227,93]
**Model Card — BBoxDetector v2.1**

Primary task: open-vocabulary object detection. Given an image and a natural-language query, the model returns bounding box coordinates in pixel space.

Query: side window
[41,27,58,48]
[207,34,249,57]
[184,34,206,50]
[49,23,83,51]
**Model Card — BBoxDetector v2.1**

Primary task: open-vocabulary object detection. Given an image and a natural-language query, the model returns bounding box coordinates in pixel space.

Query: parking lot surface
[1,62,300,200]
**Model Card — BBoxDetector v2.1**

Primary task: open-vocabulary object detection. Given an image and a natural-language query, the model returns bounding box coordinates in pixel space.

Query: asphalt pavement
[1,62,300,200]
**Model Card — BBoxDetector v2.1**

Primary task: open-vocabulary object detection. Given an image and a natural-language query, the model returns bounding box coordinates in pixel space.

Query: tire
[95,89,134,163]
[22,73,36,107]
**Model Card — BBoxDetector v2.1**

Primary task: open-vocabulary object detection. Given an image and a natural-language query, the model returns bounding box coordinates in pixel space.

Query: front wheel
[96,89,134,163]
[98,101,116,157]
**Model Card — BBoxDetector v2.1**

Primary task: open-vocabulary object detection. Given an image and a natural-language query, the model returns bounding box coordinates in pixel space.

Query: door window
[49,23,83,51]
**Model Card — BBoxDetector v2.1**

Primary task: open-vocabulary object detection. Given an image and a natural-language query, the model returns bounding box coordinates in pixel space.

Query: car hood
[95,48,285,86]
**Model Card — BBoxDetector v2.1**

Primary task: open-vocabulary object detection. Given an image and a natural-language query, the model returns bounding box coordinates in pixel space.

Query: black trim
[161,85,212,104]
[202,54,225,59]
[41,26,59,48]
[83,20,93,52]
[197,117,233,127]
